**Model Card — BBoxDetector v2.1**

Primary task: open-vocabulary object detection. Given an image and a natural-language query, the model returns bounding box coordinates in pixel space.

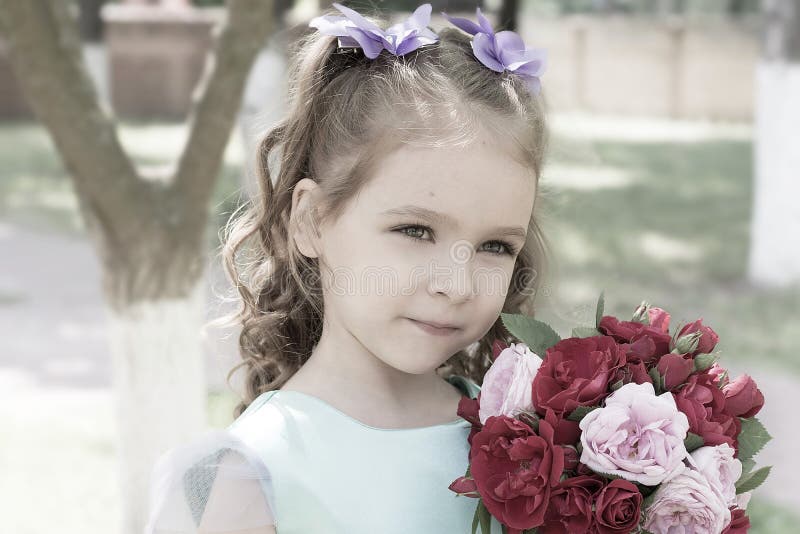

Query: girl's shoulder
[143,391,289,534]
[143,426,277,534]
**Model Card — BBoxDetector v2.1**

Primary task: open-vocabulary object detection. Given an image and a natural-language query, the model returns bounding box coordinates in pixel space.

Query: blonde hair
[220,11,553,418]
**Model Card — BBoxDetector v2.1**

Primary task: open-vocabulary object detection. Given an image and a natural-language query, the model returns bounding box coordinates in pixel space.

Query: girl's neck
[278,342,464,429]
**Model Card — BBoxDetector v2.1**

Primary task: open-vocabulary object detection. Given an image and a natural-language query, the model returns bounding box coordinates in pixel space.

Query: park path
[0,221,796,532]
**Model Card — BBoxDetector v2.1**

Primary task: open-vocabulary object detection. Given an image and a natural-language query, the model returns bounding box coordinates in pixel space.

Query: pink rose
[735,491,752,510]
[579,382,689,486]
[722,374,765,418]
[689,444,742,507]
[647,306,671,332]
[643,467,731,534]
[479,342,543,425]
[708,363,730,388]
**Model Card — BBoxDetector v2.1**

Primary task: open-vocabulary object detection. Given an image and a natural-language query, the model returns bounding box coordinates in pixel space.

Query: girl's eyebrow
[380,205,528,240]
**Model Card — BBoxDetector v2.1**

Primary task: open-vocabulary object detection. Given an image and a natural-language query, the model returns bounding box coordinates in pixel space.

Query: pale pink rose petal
[579,382,689,486]
[478,342,542,424]
[644,466,731,534]
[689,443,742,507]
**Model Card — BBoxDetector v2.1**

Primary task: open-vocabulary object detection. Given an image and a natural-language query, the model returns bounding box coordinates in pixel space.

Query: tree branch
[0,0,151,238]
[172,0,276,227]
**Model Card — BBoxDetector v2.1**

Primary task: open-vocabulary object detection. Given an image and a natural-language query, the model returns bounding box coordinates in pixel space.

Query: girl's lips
[406,318,460,336]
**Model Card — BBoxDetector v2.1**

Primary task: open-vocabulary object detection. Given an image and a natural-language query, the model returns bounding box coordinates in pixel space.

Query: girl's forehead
[353,139,536,226]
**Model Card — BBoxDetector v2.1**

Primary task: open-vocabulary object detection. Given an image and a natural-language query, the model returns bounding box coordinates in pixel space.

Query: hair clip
[442,7,547,95]
[309,2,439,59]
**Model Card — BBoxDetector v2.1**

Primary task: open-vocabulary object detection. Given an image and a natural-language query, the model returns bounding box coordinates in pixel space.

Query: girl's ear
[290,178,322,259]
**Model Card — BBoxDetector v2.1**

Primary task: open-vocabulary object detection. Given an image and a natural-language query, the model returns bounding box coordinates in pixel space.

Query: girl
[144,3,550,533]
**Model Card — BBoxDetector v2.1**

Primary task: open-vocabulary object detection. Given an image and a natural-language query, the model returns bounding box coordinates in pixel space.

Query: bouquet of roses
[449,293,771,534]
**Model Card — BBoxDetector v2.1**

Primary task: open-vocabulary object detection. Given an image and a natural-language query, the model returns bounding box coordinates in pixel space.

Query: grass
[532,116,800,373]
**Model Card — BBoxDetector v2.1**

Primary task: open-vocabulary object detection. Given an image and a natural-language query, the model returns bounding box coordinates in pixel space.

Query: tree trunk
[748,0,800,287]
[0,1,276,532]
[108,281,207,534]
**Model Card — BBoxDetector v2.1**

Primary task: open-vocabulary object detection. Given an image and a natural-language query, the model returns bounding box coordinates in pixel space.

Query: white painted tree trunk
[748,60,800,287]
[106,281,208,534]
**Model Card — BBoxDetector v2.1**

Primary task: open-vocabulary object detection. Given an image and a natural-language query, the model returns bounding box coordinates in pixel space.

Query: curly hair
[219,9,554,418]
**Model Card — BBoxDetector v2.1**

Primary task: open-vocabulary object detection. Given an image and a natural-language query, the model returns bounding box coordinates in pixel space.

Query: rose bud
[723,374,765,418]
[678,319,719,355]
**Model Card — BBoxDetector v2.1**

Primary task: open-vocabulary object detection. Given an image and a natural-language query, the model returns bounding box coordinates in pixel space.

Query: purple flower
[442,7,547,94]
[308,2,439,59]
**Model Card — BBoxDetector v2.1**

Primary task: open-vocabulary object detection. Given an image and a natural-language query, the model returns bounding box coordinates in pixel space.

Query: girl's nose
[427,240,476,303]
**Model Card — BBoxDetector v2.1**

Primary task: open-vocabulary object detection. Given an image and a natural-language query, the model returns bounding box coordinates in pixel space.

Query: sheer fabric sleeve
[143,428,277,534]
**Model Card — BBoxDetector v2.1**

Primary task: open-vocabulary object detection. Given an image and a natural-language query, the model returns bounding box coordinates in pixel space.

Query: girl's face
[297,128,537,375]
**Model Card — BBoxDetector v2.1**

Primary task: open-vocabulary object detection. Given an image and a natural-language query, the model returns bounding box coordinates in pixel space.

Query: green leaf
[500,313,561,357]
[610,379,624,391]
[567,405,600,422]
[471,501,480,534]
[684,432,704,453]
[648,368,663,394]
[736,465,772,494]
[572,326,603,338]
[595,290,605,329]
[477,499,492,534]
[738,417,772,462]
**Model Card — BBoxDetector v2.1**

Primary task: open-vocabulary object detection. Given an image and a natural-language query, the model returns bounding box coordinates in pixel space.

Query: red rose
[723,374,765,418]
[457,395,482,448]
[470,415,565,530]
[533,336,625,417]
[722,507,750,533]
[656,353,695,391]
[541,407,581,446]
[540,475,604,534]
[598,316,672,363]
[594,479,642,534]
[562,445,580,472]
[678,319,719,355]
[673,373,740,452]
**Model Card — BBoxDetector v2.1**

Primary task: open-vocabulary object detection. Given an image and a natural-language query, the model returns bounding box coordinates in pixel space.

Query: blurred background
[1,0,798,532]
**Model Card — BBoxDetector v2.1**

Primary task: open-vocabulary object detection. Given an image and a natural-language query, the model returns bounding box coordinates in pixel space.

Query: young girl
[144,3,550,533]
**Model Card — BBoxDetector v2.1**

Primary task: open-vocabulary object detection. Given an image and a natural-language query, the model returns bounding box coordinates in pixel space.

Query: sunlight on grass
[638,231,705,263]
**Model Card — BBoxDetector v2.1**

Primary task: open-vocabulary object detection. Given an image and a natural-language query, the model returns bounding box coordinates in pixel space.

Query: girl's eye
[394,225,517,256]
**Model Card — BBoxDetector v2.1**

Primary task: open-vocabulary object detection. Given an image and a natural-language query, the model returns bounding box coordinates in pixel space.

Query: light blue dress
[144,374,505,534]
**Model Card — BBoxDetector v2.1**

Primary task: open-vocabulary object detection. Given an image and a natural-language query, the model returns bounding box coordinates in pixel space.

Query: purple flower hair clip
[442,7,547,95]
[309,2,439,59]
